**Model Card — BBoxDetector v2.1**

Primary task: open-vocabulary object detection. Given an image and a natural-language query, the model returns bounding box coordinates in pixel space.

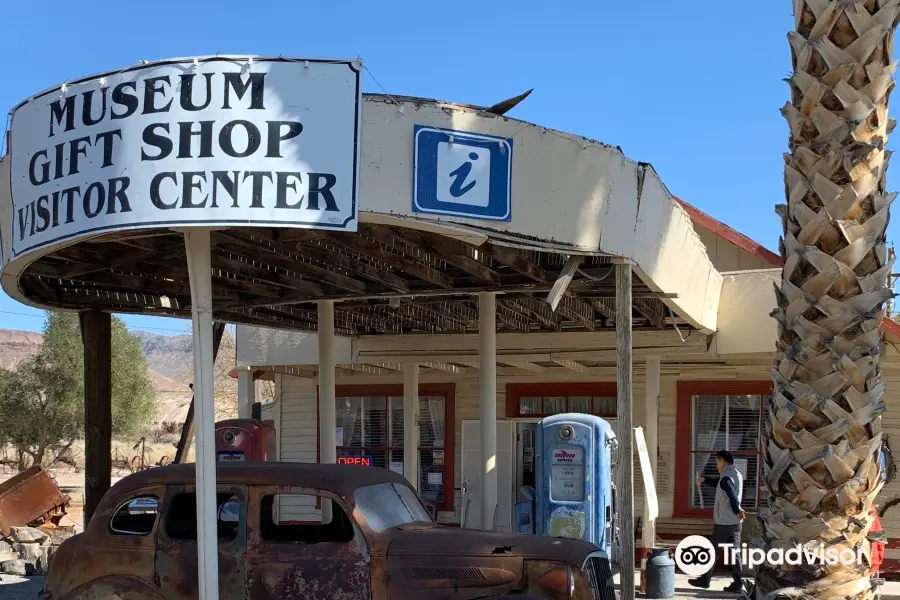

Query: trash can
[644,547,675,599]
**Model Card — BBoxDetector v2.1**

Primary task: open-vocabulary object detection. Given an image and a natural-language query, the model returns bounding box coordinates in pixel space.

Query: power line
[0,309,187,333]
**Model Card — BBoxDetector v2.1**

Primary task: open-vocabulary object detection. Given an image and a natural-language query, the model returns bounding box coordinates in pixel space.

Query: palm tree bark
[759,2,899,599]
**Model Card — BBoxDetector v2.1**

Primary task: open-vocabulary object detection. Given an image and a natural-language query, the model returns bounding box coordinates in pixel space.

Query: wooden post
[641,356,661,553]
[318,300,336,524]
[615,261,635,600]
[174,322,226,464]
[403,363,420,490]
[80,310,111,529]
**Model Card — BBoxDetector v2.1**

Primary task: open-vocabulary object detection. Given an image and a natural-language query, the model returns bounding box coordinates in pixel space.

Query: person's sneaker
[724,581,743,593]
[688,578,710,589]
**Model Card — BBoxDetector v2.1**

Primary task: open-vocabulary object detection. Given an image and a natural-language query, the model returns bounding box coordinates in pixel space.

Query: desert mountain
[0,328,238,423]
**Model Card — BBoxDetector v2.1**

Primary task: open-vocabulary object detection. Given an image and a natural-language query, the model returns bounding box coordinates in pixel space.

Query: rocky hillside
[0,328,238,423]
[0,329,43,370]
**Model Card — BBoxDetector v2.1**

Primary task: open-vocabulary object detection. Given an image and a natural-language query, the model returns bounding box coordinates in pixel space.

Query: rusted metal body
[44,462,616,600]
[0,465,70,537]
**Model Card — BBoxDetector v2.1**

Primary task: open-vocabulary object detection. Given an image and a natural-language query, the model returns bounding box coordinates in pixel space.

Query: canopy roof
[0,79,721,334]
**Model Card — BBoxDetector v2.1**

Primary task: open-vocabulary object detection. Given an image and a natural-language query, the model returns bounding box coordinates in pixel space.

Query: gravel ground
[0,575,45,600]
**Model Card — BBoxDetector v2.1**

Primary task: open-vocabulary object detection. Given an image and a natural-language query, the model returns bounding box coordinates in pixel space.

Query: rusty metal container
[0,465,70,537]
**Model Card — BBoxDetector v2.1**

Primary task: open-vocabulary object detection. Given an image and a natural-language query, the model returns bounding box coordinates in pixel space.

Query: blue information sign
[413,126,512,221]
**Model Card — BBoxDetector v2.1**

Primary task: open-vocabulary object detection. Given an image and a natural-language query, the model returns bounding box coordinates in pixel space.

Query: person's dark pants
[700,523,742,585]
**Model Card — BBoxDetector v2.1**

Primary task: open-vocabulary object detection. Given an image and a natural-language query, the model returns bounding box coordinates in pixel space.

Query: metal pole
[615,261,635,600]
[318,301,336,524]
[183,228,219,600]
[479,292,498,531]
[403,363,420,490]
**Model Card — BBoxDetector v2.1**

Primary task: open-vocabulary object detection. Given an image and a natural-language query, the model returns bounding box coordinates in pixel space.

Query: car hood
[384,523,600,565]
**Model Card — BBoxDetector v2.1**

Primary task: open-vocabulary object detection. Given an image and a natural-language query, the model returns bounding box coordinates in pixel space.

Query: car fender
[59,575,169,600]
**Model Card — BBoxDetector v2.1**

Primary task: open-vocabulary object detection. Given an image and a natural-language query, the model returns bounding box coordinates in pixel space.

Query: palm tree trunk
[759,2,899,598]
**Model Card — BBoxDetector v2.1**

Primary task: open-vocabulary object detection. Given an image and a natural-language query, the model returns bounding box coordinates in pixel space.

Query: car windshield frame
[353,482,433,533]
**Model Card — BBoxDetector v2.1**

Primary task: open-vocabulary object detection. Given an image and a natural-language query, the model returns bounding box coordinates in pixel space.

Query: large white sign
[8,56,361,258]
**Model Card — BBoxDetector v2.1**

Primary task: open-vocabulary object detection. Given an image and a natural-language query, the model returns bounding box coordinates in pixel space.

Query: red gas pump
[215,418,276,462]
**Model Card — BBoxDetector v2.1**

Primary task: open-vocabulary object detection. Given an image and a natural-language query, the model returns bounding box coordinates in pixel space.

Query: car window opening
[165,492,243,542]
[110,495,159,536]
[260,494,354,544]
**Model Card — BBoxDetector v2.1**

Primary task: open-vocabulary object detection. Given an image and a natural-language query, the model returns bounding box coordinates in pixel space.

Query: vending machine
[535,413,617,558]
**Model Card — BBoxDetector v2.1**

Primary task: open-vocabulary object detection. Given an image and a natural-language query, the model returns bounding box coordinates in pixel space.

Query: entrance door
[460,419,515,531]
[516,422,537,500]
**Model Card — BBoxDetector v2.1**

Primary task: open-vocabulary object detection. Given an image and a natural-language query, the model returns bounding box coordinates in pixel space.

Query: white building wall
[277,375,321,522]
[270,366,779,529]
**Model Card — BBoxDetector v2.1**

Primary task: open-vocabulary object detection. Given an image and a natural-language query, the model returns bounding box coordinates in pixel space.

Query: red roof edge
[673,197,900,338]
[675,197,783,268]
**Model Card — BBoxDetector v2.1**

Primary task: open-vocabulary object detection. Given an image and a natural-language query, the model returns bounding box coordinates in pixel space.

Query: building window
[318,384,455,513]
[674,381,771,519]
[506,382,617,418]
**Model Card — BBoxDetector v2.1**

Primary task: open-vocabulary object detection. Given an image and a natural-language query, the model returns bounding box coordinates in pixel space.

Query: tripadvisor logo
[674,535,863,575]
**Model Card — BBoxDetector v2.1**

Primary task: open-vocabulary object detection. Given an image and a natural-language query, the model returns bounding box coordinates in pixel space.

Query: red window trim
[506,382,618,418]
[673,380,772,519]
[316,383,455,513]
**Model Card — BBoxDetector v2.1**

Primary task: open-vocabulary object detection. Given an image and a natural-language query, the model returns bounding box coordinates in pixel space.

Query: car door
[244,485,371,600]
[154,483,248,600]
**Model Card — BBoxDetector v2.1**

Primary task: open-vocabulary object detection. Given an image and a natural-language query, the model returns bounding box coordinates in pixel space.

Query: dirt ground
[0,437,189,532]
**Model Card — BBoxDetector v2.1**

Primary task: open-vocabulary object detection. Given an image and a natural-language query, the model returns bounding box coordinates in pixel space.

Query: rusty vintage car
[44,462,616,600]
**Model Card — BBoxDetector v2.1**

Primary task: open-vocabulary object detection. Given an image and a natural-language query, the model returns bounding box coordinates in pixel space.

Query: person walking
[688,450,746,593]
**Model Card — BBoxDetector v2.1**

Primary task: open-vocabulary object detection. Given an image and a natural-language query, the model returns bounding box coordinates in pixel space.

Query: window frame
[505,382,618,418]
[316,383,455,513]
[108,494,160,537]
[673,380,771,519]
[156,484,248,547]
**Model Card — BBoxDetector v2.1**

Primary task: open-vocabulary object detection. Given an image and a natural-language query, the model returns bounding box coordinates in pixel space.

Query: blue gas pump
[534,413,618,558]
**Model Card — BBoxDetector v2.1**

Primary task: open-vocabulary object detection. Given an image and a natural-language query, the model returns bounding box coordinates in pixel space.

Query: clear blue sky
[0,1,889,335]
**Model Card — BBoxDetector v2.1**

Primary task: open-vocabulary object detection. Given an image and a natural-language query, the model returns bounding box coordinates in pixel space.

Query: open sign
[338,456,372,466]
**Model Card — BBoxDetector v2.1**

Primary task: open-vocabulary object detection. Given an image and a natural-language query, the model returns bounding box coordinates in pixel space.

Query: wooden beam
[555,295,597,331]
[633,298,666,329]
[545,255,582,310]
[411,301,474,329]
[495,301,532,331]
[312,229,457,288]
[81,310,111,529]
[590,298,617,321]
[503,361,548,373]
[338,363,392,376]
[484,243,549,282]
[422,361,467,375]
[513,297,563,332]
[429,301,478,326]
[216,231,370,294]
[551,357,588,373]
[389,227,502,286]
[174,322,227,464]
[210,251,325,297]
[298,238,412,292]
